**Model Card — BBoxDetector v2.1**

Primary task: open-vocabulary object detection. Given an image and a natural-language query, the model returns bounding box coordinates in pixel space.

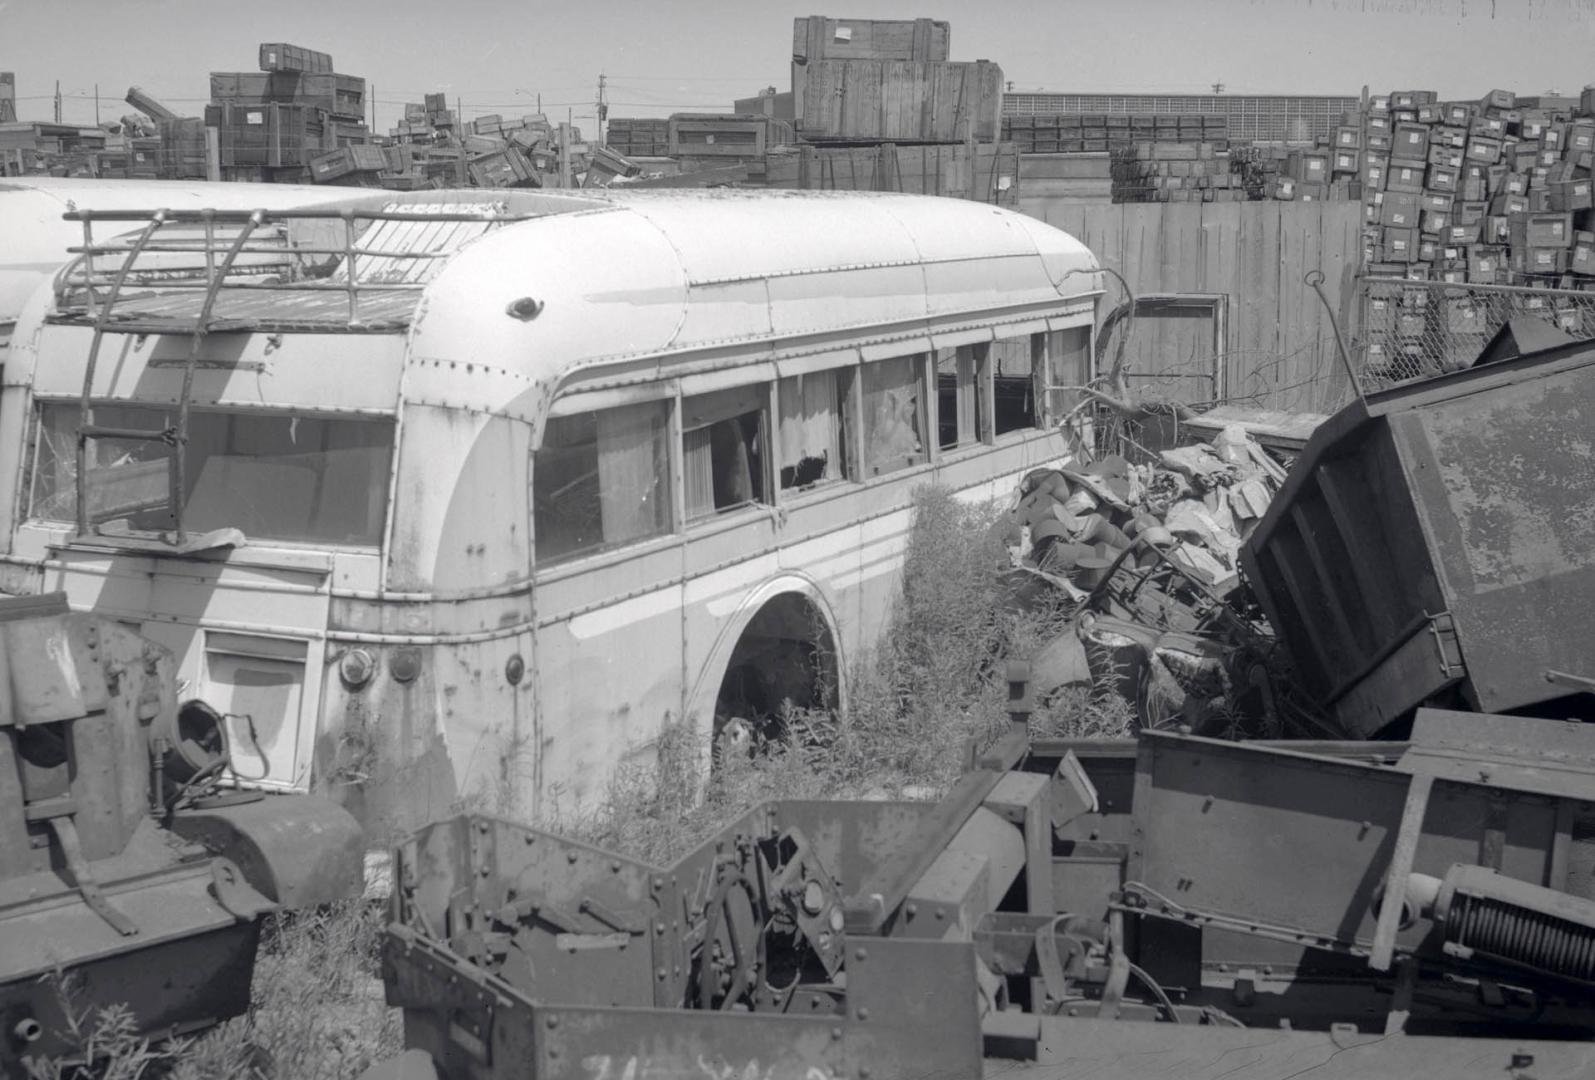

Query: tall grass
[31,482,1128,1077]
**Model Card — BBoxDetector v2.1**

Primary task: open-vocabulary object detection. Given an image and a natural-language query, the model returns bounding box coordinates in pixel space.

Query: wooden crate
[309,144,386,182]
[259,42,333,75]
[792,16,949,62]
[796,59,1002,142]
[669,114,793,158]
[758,140,1020,208]
[793,16,950,119]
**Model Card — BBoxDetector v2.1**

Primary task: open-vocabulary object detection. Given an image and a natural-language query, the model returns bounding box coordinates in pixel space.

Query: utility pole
[54,80,61,123]
[596,73,608,145]
[1211,82,1226,95]
[456,95,467,186]
[94,83,99,126]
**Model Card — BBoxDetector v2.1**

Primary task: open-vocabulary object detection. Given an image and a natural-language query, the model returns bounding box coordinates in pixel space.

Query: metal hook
[1304,269,1364,403]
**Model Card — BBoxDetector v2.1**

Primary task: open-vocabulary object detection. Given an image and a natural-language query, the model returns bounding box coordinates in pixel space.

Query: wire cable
[1126,960,1183,1023]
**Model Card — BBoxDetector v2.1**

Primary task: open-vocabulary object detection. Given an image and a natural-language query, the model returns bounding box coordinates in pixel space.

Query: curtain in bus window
[595,404,668,544]
[683,385,764,518]
[533,400,669,563]
[862,355,923,477]
[777,372,841,489]
[683,427,715,519]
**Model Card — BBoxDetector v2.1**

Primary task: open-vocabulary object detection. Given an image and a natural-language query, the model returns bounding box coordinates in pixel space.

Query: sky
[7,0,1595,134]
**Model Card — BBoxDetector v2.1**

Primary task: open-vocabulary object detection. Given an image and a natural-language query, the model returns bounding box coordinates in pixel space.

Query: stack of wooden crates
[1228,145,1364,202]
[206,43,371,182]
[1111,141,1241,203]
[790,16,1000,143]
[1360,88,1595,284]
[1007,113,1228,154]
[605,119,669,158]
[1359,87,1595,370]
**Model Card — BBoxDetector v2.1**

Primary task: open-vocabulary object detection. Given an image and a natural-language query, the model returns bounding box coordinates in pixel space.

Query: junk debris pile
[997,424,1305,736]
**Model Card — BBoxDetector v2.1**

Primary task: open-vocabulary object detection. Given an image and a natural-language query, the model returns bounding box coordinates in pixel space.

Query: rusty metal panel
[0,921,262,1065]
[1243,341,1595,730]
[1392,357,1595,712]
[1127,732,1567,956]
[1016,1013,1595,1077]
[524,942,981,1080]
[168,794,364,907]
[530,1005,849,1080]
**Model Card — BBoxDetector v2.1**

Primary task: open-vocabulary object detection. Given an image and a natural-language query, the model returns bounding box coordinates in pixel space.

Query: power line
[603,72,775,83]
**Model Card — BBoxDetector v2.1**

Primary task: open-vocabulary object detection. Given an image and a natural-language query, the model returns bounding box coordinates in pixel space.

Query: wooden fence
[1022,197,1364,414]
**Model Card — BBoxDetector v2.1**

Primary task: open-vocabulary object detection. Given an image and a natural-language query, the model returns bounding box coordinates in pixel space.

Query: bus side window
[533,400,671,563]
[936,345,989,451]
[1045,326,1092,423]
[862,355,926,477]
[683,385,767,519]
[991,335,1038,436]
[777,369,853,491]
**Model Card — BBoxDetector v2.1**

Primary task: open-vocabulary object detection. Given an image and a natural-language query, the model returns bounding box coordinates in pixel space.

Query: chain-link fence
[1355,278,1595,392]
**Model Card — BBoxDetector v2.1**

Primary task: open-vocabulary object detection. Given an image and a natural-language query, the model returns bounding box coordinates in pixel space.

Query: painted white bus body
[0,189,1100,835]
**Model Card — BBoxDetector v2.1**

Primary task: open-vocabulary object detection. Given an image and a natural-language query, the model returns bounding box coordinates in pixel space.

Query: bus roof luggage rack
[53,203,529,544]
[50,203,526,334]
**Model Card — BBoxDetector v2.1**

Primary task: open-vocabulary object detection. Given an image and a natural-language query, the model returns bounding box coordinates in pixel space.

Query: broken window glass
[534,399,671,563]
[683,385,766,519]
[30,402,394,546]
[862,355,925,476]
[992,335,1039,435]
[777,370,851,491]
[1046,327,1092,421]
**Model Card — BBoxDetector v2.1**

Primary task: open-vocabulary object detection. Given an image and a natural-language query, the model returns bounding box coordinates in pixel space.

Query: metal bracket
[1425,611,1463,679]
[46,815,138,937]
[1369,772,1434,972]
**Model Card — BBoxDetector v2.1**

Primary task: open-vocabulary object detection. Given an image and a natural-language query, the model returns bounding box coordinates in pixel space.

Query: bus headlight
[339,648,376,690]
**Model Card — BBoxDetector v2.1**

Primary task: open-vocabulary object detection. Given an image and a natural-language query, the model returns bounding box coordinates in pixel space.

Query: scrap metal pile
[368,704,1595,1080]
[0,594,364,1071]
[999,423,1306,737]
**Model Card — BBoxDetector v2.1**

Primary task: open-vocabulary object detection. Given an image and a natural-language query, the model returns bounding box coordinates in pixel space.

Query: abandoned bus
[0,189,1101,834]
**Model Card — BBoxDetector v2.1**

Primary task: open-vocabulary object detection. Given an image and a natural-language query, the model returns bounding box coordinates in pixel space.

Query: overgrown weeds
[225,901,402,1080]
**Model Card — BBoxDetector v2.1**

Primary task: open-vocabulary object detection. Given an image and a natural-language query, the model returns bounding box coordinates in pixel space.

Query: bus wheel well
[712,592,839,754]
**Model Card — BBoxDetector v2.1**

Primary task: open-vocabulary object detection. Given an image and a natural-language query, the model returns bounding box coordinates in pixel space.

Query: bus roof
[24,188,1100,418]
[408,189,1102,403]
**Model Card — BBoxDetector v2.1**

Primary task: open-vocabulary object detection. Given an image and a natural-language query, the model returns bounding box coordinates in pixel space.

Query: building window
[31,402,394,546]
[777,369,852,491]
[991,335,1039,435]
[936,344,988,450]
[861,354,926,476]
[534,399,671,562]
[683,385,767,519]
